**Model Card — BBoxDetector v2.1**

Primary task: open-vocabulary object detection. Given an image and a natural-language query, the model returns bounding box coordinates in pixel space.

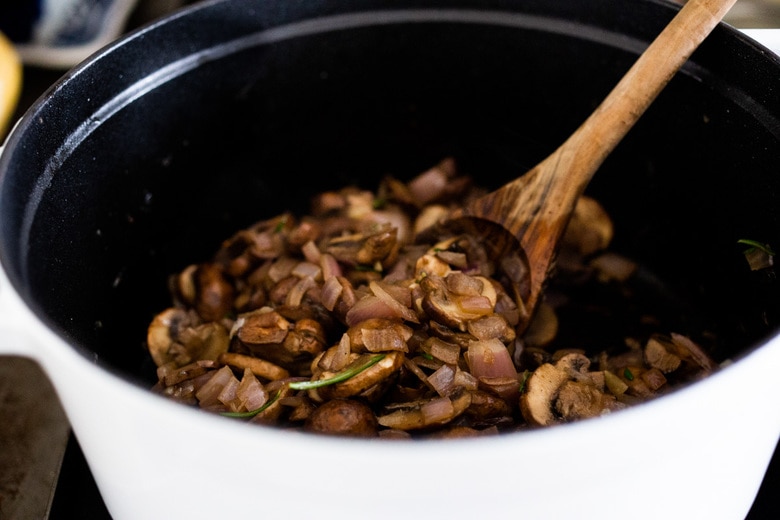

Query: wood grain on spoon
[449,0,738,327]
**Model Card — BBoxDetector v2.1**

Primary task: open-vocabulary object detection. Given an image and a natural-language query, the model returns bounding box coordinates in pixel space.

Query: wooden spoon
[447,0,738,328]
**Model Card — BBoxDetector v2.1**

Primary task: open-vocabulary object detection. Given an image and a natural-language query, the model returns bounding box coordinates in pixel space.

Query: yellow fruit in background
[0,31,22,138]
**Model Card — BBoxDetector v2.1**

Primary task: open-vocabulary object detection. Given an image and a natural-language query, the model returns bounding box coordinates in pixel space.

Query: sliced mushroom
[304,399,378,437]
[233,309,323,371]
[147,308,229,368]
[218,352,290,381]
[172,264,198,305]
[420,274,494,331]
[413,205,450,238]
[589,252,638,283]
[314,351,405,400]
[377,387,473,431]
[426,320,475,349]
[234,308,290,346]
[158,359,218,387]
[147,307,192,367]
[555,380,617,421]
[415,252,453,279]
[560,195,614,257]
[520,353,604,426]
[466,389,514,423]
[281,318,328,359]
[311,190,348,216]
[520,362,569,426]
[522,301,558,349]
[285,394,318,422]
[466,314,515,343]
[324,223,399,268]
[192,263,235,321]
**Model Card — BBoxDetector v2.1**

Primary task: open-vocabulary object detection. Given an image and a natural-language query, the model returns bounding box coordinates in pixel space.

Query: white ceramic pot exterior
[1,262,780,519]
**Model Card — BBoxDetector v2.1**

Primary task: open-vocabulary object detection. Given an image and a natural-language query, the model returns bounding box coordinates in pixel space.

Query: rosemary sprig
[288,354,386,390]
[737,238,775,256]
[221,390,281,418]
[221,354,385,418]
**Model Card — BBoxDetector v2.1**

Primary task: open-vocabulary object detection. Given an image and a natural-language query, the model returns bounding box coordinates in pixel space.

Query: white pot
[1,1,779,518]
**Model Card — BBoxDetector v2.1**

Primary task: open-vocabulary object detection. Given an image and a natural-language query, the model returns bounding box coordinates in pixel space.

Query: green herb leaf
[221,390,281,418]
[518,370,531,394]
[623,368,634,381]
[737,238,775,256]
[289,354,386,391]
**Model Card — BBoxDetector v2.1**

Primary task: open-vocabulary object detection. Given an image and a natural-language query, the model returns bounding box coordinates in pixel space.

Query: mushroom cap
[519,362,570,426]
[305,399,379,437]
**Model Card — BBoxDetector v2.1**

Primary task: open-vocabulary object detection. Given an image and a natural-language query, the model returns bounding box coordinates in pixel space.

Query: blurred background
[726,0,780,26]
[0,0,779,519]
[2,0,780,140]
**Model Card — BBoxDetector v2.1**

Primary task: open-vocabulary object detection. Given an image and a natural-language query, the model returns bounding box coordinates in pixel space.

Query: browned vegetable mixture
[147,158,718,438]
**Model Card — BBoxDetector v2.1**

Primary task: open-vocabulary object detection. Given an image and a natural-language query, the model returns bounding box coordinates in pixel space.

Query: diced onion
[345,295,398,326]
[466,338,518,380]
[267,256,298,282]
[408,161,451,205]
[331,333,352,371]
[236,368,268,411]
[369,281,419,323]
[301,240,321,264]
[478,376,520,401]
[457,295,493,316]
[420,396,454,425]
[196,366,238,409]
[319,253,342,280]
[427,364,456,396]
[371,209,411,244]
[292,261,322,281]
[285,276,317,307]
[426,338,460,365]
[320,276,344,311]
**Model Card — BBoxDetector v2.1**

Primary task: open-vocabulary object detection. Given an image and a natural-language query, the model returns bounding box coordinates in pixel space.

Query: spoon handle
[563,0,738,181]
[458,0,738,320]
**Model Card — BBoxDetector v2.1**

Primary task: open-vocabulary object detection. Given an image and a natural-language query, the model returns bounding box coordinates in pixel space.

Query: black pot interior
[1,0,779,387]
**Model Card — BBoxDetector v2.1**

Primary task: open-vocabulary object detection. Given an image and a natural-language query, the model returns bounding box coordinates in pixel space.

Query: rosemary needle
[221,390,281,418]
[288,354,386,390]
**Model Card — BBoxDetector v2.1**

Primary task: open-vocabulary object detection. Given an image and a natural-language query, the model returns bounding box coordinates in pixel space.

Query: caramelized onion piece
[377,388,472,431]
